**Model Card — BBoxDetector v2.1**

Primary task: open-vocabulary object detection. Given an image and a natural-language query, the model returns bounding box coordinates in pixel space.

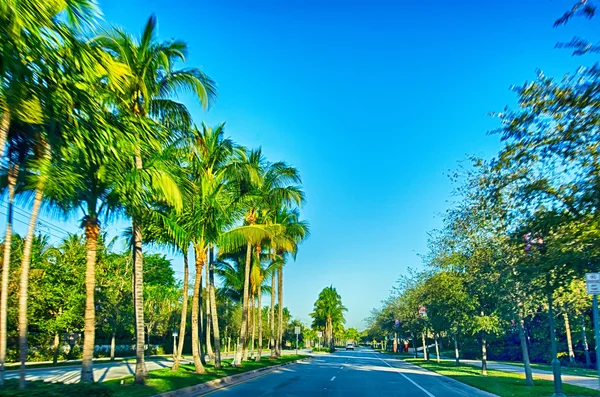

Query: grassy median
[0,355,307,397]
[404,359,599,397]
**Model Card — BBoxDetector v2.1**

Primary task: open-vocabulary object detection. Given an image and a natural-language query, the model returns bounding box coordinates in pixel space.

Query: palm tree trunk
[232,242,252,366]
[243,295,250,361]
[453,331,460,366]
[270,272,276,358]
[277,266,283,356]
[434,334,440,363]
[110,332,116,361]
[250,294,256,358]
[0,164,17,385]
[580,315,592,367]
[191,245,206,374]
[564,312,575,364]
[208,247,221,368]
[481,332,488,376]
[199,276,206,366]
[257,284,263,362]
[172,251,189,371]
[205,257,213,359]
[18,187,43,389]
[0,111,9,159]
[133,220,147,384]
[81,221,100,383]
[518,313,534,386]
[53,333,60,365]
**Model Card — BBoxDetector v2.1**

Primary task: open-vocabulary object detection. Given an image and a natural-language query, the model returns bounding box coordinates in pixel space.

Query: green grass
[496,360,600,379]
[405,359,600,397]
[0,355,307,397]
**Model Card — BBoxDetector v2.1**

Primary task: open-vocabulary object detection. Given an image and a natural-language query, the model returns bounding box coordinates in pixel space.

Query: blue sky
[3,0,598,328]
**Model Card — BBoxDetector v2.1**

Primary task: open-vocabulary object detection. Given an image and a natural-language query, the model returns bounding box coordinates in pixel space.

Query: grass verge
[497,360,600,379]
[404,359,599,397]
[0,355,307,397]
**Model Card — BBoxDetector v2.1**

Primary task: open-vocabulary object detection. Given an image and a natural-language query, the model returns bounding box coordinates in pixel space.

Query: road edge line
[375,353,435,397]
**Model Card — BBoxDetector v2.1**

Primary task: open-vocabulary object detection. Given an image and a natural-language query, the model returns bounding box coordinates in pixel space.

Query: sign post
[586,273,600,390]
[294,326,301,355]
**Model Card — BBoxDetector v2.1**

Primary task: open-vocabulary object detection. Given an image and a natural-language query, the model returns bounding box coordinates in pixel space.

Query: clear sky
[3,0,598,329]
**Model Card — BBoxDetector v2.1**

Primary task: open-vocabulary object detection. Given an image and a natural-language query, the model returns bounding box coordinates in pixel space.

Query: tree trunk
[110,333,116,361]
[172,251,189,371]
[243,293,250,361]
[0,164,17,385]
[270,271,276,358]
[81,221,99,383]
[133,220,147,384]
[257,284,263,362]
[434,334,440,363]
[53,333,60,365]
[199,275,206,366]
[0,111,9,159]
[205,258,213,359]
[453,331,460,366]
[208,246,221,368]
[564,312,575,365]
[191,245,206,374]
[232,242,252,366]
[421,332,428,360]
[250,294,256,358]
[580,315,592,367]
[481,332,487,376]
[277,266,283,356]
[518,314,534,386]
[18,187,43,389]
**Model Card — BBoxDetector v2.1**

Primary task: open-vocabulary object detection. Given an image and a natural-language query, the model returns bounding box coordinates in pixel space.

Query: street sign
[294,326,301,335]
[418,305,427,317]
[586,273,600,295]
[317,331,322,338]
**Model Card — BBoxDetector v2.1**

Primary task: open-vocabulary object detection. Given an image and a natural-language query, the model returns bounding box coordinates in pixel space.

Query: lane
[202,348,497,396]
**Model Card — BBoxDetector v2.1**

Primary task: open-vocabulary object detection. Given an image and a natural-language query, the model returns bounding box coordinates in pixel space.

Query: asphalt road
[203,349,498,397]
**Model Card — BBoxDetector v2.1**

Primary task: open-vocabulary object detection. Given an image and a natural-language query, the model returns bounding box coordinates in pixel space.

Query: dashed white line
[376,355,435,397]
[330,376,336,381]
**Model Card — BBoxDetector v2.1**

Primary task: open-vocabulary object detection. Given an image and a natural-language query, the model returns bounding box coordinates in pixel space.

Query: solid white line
[330,376,336,381]
[376,355,435,397]
[340,366,343,369]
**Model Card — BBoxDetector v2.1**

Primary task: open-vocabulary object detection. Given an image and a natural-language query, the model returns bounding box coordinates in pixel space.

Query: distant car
[346,343,355,350]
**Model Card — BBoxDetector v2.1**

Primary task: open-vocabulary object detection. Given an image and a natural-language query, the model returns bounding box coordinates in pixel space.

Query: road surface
[204,349,498,396]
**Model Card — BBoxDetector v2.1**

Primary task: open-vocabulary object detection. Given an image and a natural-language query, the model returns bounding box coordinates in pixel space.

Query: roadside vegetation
[405,359,598,397]
[0,0,310,391]
[365,1,600,393]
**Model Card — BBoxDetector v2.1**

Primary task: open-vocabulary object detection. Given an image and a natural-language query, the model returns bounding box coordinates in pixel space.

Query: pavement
[462,358,600,391]
[5,350,304,384]
[200,349,499,397]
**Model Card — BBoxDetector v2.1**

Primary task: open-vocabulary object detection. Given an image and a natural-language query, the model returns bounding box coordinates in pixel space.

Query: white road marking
[376,355,435,397]
[340,366,344,369]
[330,376,336,381]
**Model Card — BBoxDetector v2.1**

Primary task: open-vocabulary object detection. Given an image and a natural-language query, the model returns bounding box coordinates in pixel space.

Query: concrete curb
[151,358,309,397]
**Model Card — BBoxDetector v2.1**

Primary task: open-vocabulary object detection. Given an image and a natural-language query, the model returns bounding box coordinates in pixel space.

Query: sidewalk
[4,349,308,384]
[462,359,600,391]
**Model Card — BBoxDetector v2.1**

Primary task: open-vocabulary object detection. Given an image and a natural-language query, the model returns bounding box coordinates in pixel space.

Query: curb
[151,358,309,397]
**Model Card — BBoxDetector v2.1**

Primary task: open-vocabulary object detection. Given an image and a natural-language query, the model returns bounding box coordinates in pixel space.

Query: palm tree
[95,15,216,383]
[311,286,347,348]
[229,151,306,365]
[0,3,99,386]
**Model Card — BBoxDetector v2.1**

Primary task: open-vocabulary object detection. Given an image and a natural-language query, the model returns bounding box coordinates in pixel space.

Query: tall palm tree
[95,15,216,383]
[311,286,347,348]
[229,151,305,365]
[0,2,99,386]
